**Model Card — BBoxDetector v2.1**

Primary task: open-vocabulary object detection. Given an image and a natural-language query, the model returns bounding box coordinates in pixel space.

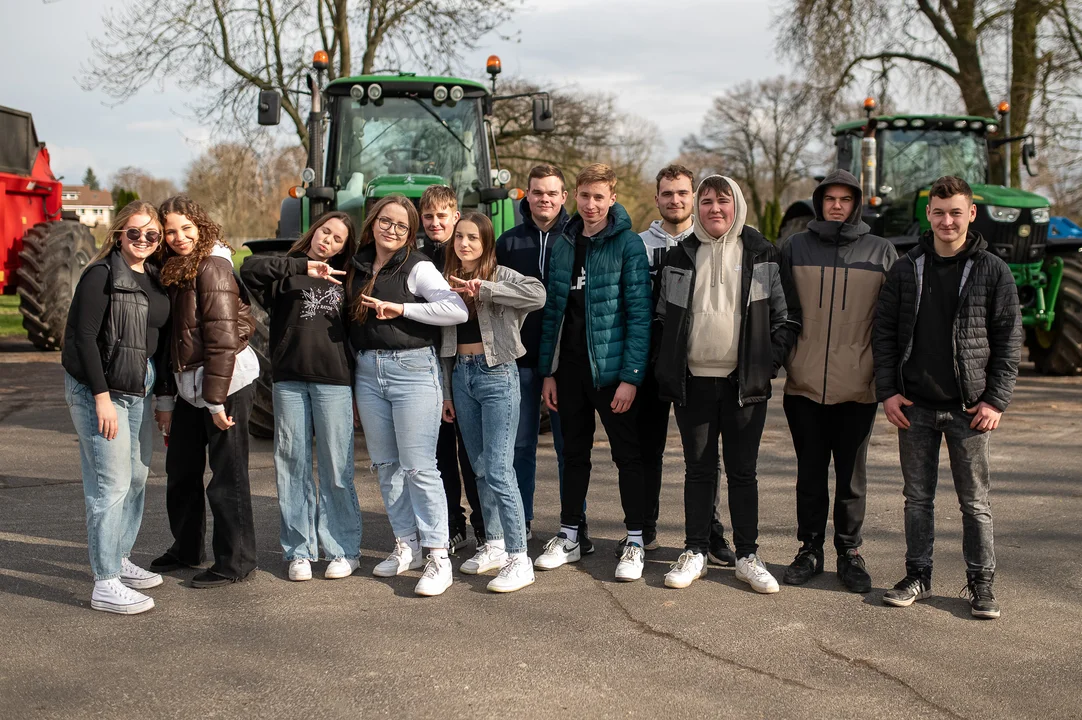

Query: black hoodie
[495,197,571,368]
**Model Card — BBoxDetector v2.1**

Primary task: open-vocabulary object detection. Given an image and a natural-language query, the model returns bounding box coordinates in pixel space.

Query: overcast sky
[1,0,787,187]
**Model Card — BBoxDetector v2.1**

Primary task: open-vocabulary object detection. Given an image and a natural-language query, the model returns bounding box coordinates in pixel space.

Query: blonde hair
[88,200,163,267]
[576,163,617,192]
[420,185,458,213]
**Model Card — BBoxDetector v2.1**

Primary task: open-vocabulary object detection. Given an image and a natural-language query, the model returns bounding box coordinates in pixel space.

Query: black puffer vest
[347,244,441,352]
[62,252,154,396]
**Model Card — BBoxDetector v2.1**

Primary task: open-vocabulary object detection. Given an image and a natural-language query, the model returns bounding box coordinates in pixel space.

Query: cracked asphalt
[1,336,1080,719]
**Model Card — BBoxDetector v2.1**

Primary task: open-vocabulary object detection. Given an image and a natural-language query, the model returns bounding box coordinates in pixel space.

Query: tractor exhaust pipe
[861,97,878,206]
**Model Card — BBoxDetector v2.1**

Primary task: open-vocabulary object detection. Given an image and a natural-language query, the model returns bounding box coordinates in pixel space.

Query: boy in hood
[778,169,897,593]
[654,175,800,591]
[533,163,653,582]
[873,175,1021,619]
[496,164,571,542]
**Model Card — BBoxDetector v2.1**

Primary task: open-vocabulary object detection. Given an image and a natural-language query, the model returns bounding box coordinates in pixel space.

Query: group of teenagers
[62,159,1022,620]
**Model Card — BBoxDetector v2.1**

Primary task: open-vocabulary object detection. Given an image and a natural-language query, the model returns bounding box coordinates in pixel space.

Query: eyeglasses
[376,216,411,238]
[122,227,162,245]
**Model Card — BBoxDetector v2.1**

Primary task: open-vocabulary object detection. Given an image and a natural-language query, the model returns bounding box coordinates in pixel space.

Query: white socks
[626,530,644,548]
[560,525,579,543]
[488,538,506,551]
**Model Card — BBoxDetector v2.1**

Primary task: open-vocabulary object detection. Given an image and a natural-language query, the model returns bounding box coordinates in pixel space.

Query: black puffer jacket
[872,231,1022,412]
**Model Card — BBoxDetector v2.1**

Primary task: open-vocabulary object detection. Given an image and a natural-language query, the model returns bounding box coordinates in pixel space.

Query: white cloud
[125,119,186,132]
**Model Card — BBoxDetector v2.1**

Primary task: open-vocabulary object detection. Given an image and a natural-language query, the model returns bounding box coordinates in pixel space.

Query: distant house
[61,185,113,227]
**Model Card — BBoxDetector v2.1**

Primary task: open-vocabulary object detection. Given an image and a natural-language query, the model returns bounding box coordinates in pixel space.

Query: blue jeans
[354,347,447,549]
[515,365,565,522]
[272,381,362,561]
[453,355,527,554]
[65,361,155,581]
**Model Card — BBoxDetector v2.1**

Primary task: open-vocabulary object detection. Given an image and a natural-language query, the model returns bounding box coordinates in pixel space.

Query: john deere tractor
[245,52,553,436]
[780,99,1082,376]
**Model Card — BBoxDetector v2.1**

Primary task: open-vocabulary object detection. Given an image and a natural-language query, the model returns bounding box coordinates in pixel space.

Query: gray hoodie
[640,220,694,278]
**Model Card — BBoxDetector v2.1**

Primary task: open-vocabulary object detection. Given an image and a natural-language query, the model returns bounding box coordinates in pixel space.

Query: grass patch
[0,295,23,337]
[233,247,251,270]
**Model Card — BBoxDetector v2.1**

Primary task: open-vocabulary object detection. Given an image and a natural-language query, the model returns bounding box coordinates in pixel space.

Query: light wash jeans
[514,365,565,522]
[453,355,527,554]
[65,361,155,581]
[272,381,362,561]
[354,347,448,549]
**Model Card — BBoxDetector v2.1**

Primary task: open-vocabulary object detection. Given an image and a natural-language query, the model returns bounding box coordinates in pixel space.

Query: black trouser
[557,362,645,532]
[783,394,876,555]
[164,384,257,579]
[674,375,766,557]
[636,366,669,534]
[437,418,483,537]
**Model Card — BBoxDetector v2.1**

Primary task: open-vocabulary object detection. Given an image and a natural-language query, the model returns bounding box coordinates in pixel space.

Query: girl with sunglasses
[61,200,171,614]
[439,212,546,593]
[240,211,362,582]
[347,195,468,596]
[150,195,259,588]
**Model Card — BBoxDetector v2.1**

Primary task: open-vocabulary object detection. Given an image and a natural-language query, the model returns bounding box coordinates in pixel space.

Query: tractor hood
[967,184,1049,208]
[364,174,447,199]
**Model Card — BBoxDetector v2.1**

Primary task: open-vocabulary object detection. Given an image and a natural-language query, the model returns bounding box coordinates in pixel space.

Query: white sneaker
[91,578,155,615]
[324,557,359,580]
[665,550,707,589]
[373,538,423,577]
[287,558,313,581]
[460,544,508,575]
[487,555,535,593]
[414,555,453,596]
[120,558,163,590]
[615,543,645,582]
[533,533,581,570]
[736,553,780,594]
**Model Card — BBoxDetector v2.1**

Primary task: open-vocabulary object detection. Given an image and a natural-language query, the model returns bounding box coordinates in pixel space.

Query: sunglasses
[121,227,162,245]
[376,216,411,238]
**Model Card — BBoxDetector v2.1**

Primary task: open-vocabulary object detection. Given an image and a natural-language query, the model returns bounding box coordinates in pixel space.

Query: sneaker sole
[91,597,155,614]
[615,568,644,582]
[707,552,735,567]
[487,576,535,593]
[883,590,931,607]
[120,574,163,590]
[323,568,356,580]
[414,580,453,597]
[372,559,423,578]
[737,576,780,594]
[664,570,706,589]
[533,555,579,570]
[971,608,1001,619]
[460,561,505,575]
[288,571,313,581]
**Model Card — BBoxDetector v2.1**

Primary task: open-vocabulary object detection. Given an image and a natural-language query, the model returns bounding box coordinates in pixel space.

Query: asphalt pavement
[1,337,1080,719]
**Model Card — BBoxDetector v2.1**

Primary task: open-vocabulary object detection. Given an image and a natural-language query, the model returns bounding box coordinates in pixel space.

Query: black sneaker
[883,566,932,607]
[963,572,1001,619]
[149,552,192,572]
[614,530,659,557]
[190,569,247,588]
[525,521,532,541]
[707,535,736,567]
[448,529,469,555]
[783,547,823,585]
[837,549,872,593]
[579,523,595,555]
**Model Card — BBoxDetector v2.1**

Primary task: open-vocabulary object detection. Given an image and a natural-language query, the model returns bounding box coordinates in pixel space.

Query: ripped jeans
[354,347,448,549]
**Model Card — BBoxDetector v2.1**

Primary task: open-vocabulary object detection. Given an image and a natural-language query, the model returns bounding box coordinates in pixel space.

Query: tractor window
[879,128,987,200]
[333,97,485,206]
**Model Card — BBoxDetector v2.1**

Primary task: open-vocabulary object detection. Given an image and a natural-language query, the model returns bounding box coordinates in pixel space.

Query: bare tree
[680,76,823,238]
[110,167,180,207]
[82,0,520,151]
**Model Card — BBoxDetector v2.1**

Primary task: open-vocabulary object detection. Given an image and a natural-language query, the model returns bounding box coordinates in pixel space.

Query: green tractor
[245,52,554,436]
[779,99,1082,377]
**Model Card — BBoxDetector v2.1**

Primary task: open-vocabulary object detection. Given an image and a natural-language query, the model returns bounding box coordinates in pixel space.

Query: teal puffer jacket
[538,203,652,388]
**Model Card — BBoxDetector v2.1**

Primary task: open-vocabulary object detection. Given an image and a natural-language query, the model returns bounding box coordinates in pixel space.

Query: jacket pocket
[662,267,692,309]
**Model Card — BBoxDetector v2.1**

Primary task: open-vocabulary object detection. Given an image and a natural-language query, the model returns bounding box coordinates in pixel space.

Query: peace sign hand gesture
[449,275,483,297]
[307,261,347,285]
[360,294,404,320]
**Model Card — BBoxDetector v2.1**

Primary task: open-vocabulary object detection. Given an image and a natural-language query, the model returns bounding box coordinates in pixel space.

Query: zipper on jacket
[841,267,850,311]
[951,258,977,411]
[818,266,825,308]
[736,244,756,407]
[583,238,598,387]
[820,242,840,403]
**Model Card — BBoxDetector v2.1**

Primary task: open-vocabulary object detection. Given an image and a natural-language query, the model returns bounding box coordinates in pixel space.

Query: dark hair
[290,211,356,269]
[528,164,566,192]
[159,195,228,287]
[443,212,496,315]
[350,195,420,323]
[696,175,734,200]
[655,164,695,193]
[929,175,973,203]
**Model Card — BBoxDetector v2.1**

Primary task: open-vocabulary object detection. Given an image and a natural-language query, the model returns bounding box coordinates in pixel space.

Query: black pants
[164,384,257,579]
[557,362,645,531]
[437,418,482,536]
[636,365,669,533]
[783,394,876,554]
[674,375,766,557]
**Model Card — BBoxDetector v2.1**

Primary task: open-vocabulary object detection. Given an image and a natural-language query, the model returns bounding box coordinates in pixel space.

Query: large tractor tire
[778,215,813,244]
[16,220,96,350]
[1028,253,1082,375]
[246,297,276,439]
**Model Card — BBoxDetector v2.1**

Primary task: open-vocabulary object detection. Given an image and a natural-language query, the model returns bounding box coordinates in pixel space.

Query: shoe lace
[620,544,643,563]
[845,552,867,570]
[543,535,569,553]
[496,557,521,578]
[892,574,923,592]
[793,548,818,564]
[960,580,994,602]
[745,554,770,578]
[421,556,443,579]
[670,551,698,573]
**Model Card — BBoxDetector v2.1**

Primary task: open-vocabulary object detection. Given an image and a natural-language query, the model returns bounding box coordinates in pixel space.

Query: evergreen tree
[83,167,100,191]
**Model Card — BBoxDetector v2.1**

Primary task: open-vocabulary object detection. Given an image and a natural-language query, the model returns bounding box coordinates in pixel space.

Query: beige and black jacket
[780,170,897,405]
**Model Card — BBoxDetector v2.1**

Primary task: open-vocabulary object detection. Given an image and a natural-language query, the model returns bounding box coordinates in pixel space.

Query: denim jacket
[439,265,547,399]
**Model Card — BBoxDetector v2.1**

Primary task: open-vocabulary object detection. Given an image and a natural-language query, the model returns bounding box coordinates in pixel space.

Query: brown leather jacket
[168,254,254,405]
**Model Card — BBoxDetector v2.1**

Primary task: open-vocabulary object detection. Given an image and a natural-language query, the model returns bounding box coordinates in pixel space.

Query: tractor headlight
[497,168,512,185]
[367,83,383,101]
[450,85,464,102]
[1031,207,1051,223]
[433,85,449,103]
[986,205,1021,223]
[349,84,364,101]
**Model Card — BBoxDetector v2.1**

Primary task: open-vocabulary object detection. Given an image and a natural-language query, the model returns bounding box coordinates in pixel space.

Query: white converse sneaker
[120,558,163,590]
[91,578,155,615]
[460,544,508,575]
[664,550,707,589]
[324,557,359,580]
[287,558,313,581]
[487,555,535,593]
[736,553,780,594]
[615,543,645,582]
[533,533,581,570]
[373,538,423,578]
[414,555,453,596]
